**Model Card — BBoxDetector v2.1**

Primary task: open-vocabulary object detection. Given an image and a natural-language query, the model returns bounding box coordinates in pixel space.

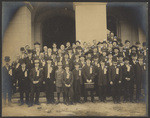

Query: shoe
[35,102,40,105]
[69,102,73,105]
[19,102,24,106]
[28,104,33,107]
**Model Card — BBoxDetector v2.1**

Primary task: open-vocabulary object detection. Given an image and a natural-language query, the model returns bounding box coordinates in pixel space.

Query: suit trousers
[123,81,134,102]
[64,87,73,103]
[84,88,94,102]
[45,79,54,103]
[99,85,107,101]
[30,84,41,105]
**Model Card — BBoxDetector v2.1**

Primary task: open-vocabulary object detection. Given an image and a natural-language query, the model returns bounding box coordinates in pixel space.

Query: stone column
[74,2,107,45]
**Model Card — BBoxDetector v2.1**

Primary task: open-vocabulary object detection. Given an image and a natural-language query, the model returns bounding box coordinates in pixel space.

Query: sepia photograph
[2,1,148,117]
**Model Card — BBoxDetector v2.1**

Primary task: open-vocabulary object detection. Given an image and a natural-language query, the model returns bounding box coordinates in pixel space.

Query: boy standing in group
[55,62,65,104]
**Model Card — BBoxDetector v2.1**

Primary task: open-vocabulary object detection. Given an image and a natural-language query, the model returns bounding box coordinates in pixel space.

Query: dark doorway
[42,14,75,48]
[107,16,117,36]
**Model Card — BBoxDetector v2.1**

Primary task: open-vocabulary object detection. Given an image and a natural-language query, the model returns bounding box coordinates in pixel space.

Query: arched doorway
[42,14,75,48]
[33,5,75,49]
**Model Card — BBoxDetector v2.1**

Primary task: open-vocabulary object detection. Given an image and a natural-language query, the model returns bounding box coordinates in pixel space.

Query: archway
[33,5,75,49]
[42,14,75,48]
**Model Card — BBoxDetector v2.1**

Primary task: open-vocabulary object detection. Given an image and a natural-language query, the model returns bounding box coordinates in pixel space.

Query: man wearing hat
[130,45,137,55]
[55,62,66,104]
[101,50,108,63]
[112,41,118,49]
[66,42,71,50]
[62,53,71,70]
[2,56,13,106]
[33,46,41,60]
[60,44,66,55]
[76,40,81,48]
[72,43,77,54]
[76,46,83,57]
[122,57,134,103]
[101,41,108,52]
[57,49,63,62]
[123,40,131,58]
[33,42,41,55]
[108,57,122,103]
[92,55,100,96]
[25,49,34,74]
[98,59,108,102]
[92,47,99,59]
[71,54,81,71]
[106,52,113,67]
[63,64,74,105]
[72,62,83,103]
[113,47,120,58]
[44,59,55,104]
[82,58,96,102]
[119,43,124,55]
[28,59,43,107]
[67,47,73,60]
[18,62,30,105]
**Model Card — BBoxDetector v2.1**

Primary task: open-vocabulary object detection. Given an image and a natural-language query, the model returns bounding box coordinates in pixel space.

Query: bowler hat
[135,42,140,45]
[34,42,40,45]
[125,40,130,44]
[20,47,25,51]
[4,56,10,62]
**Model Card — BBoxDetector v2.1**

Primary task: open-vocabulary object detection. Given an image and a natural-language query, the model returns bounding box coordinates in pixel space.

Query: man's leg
[129,82,134,102]
[84,88,87,102]
[8,89,12,105]
[91,90,94,102]
[29,85,35,106]
[25,91,29,105]
[35,85,40,105]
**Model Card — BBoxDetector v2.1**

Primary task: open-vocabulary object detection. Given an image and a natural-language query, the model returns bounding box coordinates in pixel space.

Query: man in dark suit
[44,59,55,104]
[2,56,13,106]
[98,59,108,102]
[28,59,43,107]
[108,57,122,103]
[18,62,30,105]
[122,57,135,103]
[82,58,96,102]
[72,62,83,103]
[134,55,145,102]
[62,65,74,105]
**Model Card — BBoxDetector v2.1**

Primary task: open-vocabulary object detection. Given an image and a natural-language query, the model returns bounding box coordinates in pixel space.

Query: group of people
[2,32,147,107]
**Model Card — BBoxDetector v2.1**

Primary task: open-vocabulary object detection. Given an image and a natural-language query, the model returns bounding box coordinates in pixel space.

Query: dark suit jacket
[82,65,96,83]
[43,65,55,82]
[122,65,134,83]
[2,66,12,92]
[72,69,83,89]
[108,65,122,83]
[62,71,73,87]
[29,68,43,86]
[98,66,108,86]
